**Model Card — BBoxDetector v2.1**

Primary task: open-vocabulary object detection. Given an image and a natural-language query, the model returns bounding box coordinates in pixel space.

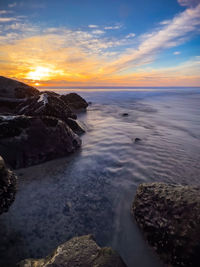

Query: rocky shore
[0,76,87,169]
[0,76,128,267]
[132,182,200,267]
[18,235,126,267]
[0,156,17,215]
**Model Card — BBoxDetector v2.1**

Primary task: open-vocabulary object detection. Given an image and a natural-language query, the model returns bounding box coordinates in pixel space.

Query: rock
[122,113,129,117]
[18,235,126,267]
[0,156,17,214]
[15,92,86,134]
[65,118,85,135]
[0,97,27,113]
[134,138,141,142]
[0,115,81,169]
[60,93,88,110]
[16,91,77,120]
[0,76,39,99]
[132,182,200,267]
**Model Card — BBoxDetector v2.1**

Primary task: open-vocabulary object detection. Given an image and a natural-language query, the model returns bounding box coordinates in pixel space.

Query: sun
[26,67,52,81]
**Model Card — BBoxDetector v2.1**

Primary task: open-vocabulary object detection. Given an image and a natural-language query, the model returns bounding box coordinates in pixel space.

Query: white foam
[38,93,48,105]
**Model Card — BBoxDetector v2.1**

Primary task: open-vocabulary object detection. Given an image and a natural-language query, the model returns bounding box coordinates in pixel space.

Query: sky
[0,0,200,87]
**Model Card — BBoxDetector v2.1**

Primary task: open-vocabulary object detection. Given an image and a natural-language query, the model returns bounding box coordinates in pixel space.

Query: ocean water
[0,88,200,267]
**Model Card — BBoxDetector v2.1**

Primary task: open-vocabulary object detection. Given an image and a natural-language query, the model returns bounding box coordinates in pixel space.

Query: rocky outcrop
[0,156,17,214]
[16,92,76,119]
[18,235,126,267]
[132,182,200,267]
[15,92,85,134]
[61,93,88,110]
[0,115,81,169]
[0,76,39,99]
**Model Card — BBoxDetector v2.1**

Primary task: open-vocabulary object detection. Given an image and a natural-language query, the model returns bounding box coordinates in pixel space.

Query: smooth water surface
[0,88,200,267]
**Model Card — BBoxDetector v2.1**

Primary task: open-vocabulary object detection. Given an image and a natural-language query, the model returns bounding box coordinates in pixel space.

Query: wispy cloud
[177,0,200,7]
[0,10,12,14]
[174,51,181,55]
[102,4,200,73]
[126,33,135,38]
[92,30,105,35]
[0,17,17,22]
[8,2,17,8]
[104,24,122,30]
[88,24,98,28]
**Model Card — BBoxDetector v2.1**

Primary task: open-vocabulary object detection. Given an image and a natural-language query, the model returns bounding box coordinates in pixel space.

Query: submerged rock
[18,235,126,267]
[134,138,141,142]
[60,93,88,110]
[0,156,17,214]
[0,115,81,169]
[132,182,200,267]
[0,76,39,99]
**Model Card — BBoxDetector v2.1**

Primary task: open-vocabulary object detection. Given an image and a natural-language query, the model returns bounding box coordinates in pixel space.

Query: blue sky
[0,0,200,86]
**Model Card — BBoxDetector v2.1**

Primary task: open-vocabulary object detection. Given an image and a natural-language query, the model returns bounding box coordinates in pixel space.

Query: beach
[0,88,200,267]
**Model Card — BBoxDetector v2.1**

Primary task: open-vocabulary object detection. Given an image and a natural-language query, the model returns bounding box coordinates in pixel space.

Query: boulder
[0,76,39,99]
[0,97,27,113]
[16,92,76,119]
[0,156,17,214]
[0,115,81,169]
[60,93,88,110]
[15,92,85,134]
[18,235,126,267]
[132,182,200,267]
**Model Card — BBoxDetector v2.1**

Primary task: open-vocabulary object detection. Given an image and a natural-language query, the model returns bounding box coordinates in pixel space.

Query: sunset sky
[0,0,200,87]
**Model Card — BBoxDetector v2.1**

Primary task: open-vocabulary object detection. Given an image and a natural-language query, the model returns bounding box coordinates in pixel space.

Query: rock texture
[18,235,126,267]
[0,76,39,99]
[0,156,17,214]
[15,92,85,134]
[61,93,88,110]
[132,182,200,267]
[0,115,81,169]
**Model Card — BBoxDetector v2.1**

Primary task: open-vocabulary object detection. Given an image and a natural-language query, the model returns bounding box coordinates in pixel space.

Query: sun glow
[26,67,52,81]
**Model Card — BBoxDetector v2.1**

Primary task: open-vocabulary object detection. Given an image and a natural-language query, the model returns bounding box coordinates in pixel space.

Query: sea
[0,88,200,267]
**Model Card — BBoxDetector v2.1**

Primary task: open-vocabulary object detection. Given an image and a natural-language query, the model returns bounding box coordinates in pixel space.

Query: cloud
[0,4,199,86]
[177,0,200,6]
[104,24,122,30]
[0,10,12,14]
[0,17,17,22]
[8,2,17,8]
[102,4,200,73]
[173,51,181,55]
[92,30,105,35]
[126,33,136,38]
[88,25,98,28]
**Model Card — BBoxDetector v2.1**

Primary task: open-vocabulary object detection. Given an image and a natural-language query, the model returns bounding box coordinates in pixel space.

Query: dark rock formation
[122,113,129,117]
[65,118,85,134]
[132,182,200,267]
[0,76,39,99]
[0,97,27,113]
[60,93,88,110]
[16,92,76,119]
[0,156,17,214]
[15,92,85,134]
[18,235,126,267]
[0,115,81,169]
[134,138,141,142]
